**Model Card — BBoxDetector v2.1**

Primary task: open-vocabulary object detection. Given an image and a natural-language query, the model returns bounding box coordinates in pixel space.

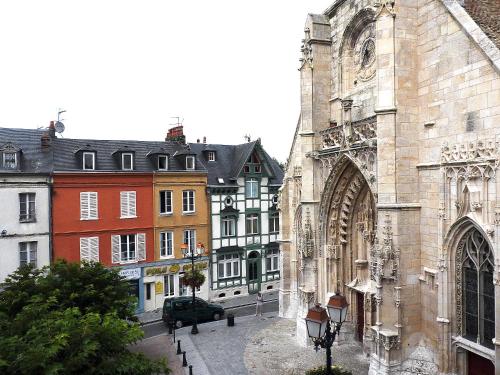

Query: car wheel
[175,320,183,328]
[213,312,221,321]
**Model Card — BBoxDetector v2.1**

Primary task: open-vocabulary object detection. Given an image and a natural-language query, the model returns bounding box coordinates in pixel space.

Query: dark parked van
[162,296,224,328]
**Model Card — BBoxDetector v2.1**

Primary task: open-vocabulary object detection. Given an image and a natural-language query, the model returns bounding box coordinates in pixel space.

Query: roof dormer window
[82,152,95,170]
[208,151,216,161]
[158,155,168,171]
[3,152,17,169]
[122,153,134,170]
[186,156,195,170]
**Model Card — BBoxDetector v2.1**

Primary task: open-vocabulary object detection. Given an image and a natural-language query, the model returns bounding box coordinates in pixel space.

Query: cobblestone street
[134,313,370,375]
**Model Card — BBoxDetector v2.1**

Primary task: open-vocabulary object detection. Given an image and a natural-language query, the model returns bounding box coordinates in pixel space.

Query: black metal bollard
[182,351,188,367]
[168,324,173,334]
[227,313,235,327]
[177,340,182,355]
[189,365,193,375]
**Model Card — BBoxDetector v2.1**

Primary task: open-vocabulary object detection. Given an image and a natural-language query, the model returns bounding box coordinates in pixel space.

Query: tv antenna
[54,108,66,135]
[170,116,184,127]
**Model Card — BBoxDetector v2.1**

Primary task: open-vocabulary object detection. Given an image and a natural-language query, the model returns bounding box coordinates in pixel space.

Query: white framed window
[19,192,36,222]
[269,212,279,233]
[158,155,168,170]
[80,192,98,220]
[19,241,37,267]
[222,216,236,237]
[80,237,99,262]
[160,190,173,215]
[182,190,195,213]
[245,178,259,198]
[217,254,240,279]
[160,231,174,258]
[164,274,175,296]
[246,213,259,235]
[111,233,146,264]
[266,249,279,272]
[208,151,215,161]
[186,156,195,170]
[83,152,95,170]
[3,152,17,169]
[122,153,134,170]
[183,229,196,253]
[120,191,137,218]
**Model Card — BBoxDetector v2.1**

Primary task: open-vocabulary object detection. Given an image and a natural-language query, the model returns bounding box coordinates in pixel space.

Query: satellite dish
[54,121,65,134]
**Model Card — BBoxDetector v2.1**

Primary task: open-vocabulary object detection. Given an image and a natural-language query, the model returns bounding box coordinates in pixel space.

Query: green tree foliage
[0,261,169,375]
[305,365,352,375]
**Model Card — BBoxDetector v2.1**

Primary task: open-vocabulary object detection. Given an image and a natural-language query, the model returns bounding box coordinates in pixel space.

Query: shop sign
[155,281,163,295]
[119,268,141,280]
[145,264,181,276]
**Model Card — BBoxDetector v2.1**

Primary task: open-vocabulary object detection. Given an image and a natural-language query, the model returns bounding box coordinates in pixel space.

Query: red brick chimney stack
[165,125,186,144]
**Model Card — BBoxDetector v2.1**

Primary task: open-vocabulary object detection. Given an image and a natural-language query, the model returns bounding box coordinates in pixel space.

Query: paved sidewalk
[171,313,369,375]
[130,333,185,375]
[137,290,278,324]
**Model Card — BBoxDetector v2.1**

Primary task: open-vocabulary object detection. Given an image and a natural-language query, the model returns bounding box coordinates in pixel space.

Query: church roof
[463,0,500,49]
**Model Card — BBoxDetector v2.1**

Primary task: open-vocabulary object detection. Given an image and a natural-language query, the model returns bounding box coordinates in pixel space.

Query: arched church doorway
[322,159,377,345]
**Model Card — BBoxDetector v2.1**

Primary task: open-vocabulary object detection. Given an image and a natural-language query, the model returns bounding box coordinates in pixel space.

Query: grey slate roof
[0,127,53,174]
[189,140,284,187]
[52,137,206,172]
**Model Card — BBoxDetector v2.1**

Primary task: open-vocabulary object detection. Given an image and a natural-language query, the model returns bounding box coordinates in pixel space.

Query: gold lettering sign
[155,281,163,295]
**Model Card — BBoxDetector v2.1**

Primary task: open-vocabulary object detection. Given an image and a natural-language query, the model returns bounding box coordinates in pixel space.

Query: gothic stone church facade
[279,0,500,374]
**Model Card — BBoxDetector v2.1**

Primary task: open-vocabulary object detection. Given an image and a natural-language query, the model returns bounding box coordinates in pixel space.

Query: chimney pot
[203,136,206,144]
[197,139,200,143]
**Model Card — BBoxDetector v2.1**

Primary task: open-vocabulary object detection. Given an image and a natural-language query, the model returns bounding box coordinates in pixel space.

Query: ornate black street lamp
[305,292,349,375]
[182,242,205,335]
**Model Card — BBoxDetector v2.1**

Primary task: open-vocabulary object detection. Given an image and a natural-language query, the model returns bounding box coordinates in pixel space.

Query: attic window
[158,155,168,170]
[218,177,224,184]
[243,165,250,173]
[3,152,17,169]
[255,165,261,173]
[122,153,133,170]
[186,156,195,170]
[208,151,216,161]
[83,152,95,170]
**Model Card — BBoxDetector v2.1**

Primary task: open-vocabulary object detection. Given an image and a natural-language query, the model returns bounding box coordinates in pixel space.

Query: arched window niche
[456,227,495,349]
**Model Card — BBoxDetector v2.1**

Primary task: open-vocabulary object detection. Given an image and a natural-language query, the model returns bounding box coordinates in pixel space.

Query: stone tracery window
[458,228,495,349]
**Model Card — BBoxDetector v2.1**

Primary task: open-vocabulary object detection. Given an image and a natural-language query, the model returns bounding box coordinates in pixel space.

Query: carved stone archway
[319,157,377,346]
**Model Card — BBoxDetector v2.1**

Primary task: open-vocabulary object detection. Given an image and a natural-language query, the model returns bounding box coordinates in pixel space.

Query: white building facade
[191,140,283,301]
[0,128,53,283]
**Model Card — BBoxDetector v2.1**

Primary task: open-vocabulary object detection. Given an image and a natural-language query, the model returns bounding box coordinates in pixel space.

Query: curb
[139,298,279,327]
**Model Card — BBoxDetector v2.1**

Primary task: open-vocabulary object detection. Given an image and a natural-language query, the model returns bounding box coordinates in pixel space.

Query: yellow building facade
[143,171,210,311]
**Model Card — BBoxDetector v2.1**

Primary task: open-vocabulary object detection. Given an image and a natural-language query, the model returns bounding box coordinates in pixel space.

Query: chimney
[203,136,206,144]
[48,121,56,138]
[165,125,186,144]
[41,131,51,150]
[197,139,200,143]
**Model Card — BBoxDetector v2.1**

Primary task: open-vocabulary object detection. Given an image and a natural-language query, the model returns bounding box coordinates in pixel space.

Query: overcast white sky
[0,0,331,162]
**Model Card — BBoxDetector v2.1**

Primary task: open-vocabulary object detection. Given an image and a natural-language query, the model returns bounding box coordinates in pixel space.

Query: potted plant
[181,269,206,289]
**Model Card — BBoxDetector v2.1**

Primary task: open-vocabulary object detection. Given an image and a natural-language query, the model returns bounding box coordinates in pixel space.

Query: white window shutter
[80,238,90,261]
[129,191,136,216]
[90,237,99,262]
[111,235,120,263]
[137,233,146,261]
[89,192,98,219]
[120,192,127,217]
[80,192,89,219]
